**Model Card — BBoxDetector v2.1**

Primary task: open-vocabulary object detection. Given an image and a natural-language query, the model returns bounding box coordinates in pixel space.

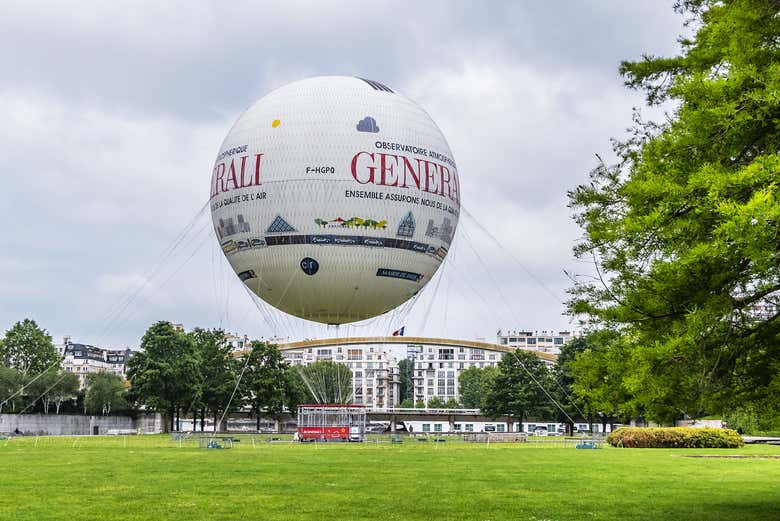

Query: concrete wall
[0,413,164,436]
[676,419,724,429]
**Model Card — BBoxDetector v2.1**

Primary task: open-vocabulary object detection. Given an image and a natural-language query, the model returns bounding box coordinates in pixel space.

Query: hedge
[606,427,743,448]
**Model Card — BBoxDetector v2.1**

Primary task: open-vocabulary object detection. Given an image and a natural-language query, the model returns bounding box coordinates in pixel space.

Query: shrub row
[606,427,743,448]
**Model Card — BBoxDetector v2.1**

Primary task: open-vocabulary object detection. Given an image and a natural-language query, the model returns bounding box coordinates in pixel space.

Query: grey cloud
[0,1,685,346]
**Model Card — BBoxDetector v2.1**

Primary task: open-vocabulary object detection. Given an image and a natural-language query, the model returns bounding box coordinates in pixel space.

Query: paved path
[743,436,780,444]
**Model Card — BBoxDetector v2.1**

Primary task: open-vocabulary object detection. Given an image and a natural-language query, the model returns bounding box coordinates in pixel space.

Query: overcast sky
[0,1,686,348]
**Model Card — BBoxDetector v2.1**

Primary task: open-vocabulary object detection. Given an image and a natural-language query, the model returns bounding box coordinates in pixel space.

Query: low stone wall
[676,419,724,429]
[0,413,164,436]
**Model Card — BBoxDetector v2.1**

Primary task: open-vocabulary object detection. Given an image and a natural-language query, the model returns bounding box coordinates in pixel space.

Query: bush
[606,427,743,448]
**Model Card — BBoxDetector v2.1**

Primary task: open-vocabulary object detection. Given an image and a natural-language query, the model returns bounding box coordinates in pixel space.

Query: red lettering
[451,168,460,205]
[211,163,226,198]
[349,150,460,207]
[253,153,263,186]
[401,156,420,189]
[351,151,376,184]
[238,155,250,188]
[422,160,439,195]
[439,165,450,198]
[378,153,399,186]
[225,159,239,191]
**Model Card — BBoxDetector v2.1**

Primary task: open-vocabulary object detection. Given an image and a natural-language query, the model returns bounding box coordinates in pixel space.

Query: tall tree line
[126,321,306,432]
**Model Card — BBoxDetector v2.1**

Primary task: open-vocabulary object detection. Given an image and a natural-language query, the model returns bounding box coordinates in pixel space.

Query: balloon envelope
[210,76,460,324]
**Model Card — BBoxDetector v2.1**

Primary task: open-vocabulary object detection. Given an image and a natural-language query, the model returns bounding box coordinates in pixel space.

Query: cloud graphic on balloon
[356,116,379,133]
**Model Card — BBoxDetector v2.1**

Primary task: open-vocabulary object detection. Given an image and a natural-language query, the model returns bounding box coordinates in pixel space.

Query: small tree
[426,396,446,409]
[27,368,59,413]
[85,372,127,415]
[295,360,352,404]
[191,328,236,432]
[0,366,21,413]
[397,358,414,403]
[240,341,292,431]
[483,350,554,431]
[126,321,200,431]
[1,319,59,379]
[51,372,80,414]
[458,366,499,410]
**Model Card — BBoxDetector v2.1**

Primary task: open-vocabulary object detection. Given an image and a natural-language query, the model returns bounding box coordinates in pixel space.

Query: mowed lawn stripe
[0,436,778,520]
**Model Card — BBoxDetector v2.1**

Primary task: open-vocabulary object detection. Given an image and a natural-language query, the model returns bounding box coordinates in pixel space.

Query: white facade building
[410,343,504,406]
[280,341,400,409]
[57,337,134,388]
[277,337,556,409]
[496,330,575,356]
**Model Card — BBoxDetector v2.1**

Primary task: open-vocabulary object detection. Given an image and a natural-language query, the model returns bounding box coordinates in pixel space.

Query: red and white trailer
[297,404,366,442]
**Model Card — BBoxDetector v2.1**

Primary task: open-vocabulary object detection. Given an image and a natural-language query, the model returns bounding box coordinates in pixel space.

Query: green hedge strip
[606,427,744,448]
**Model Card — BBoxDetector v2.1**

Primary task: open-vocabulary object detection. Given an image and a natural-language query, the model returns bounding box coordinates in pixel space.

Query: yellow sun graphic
[271,119,281,128]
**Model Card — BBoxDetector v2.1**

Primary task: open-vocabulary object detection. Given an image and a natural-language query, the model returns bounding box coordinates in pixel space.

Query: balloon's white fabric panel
[210,76,460,324]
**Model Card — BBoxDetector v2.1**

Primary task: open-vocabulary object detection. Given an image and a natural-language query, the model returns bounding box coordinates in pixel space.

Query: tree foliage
[85,372,127,415]
[482,350,554,429]
[294,360,352,404]
[0,366,22,413]
[50,371,80,414]
[568,0,780,422]
[190,328,238,425]
[240,341,302,422]
[458,366,499,410]
[126,322,200,421]
[0,319,59,378]
[397,358,414,404]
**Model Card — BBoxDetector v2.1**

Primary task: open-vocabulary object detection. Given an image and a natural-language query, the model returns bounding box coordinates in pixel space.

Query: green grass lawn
[1,434,778,520]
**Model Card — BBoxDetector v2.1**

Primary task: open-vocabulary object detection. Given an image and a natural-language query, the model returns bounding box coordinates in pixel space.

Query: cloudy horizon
[0,1,686,348]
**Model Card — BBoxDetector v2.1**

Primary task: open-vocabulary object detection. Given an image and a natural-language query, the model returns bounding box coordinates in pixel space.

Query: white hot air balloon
[210,76,460,324]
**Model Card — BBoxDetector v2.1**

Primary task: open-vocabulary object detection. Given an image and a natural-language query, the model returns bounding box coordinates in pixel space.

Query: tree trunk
[170,411,175,432]
[256,414,261,432]
[200,409,205,432]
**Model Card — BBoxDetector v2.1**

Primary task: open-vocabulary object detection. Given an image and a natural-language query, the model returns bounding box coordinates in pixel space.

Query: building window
[496,424,505,432]
[465,424,474,432]
[422,424,431,432]
[453,424,462,431]
[554,338,564,345]
[434,424,442,432]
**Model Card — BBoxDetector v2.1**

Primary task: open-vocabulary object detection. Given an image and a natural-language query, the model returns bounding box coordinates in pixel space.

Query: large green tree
[85,372,127,415]
[126,322,201,431]
[240,341,302,432]
[191,328,238,432]
[0,319,59,378]
[482,350,554,431]
[568,0,780,422]
[458,366,499,410]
